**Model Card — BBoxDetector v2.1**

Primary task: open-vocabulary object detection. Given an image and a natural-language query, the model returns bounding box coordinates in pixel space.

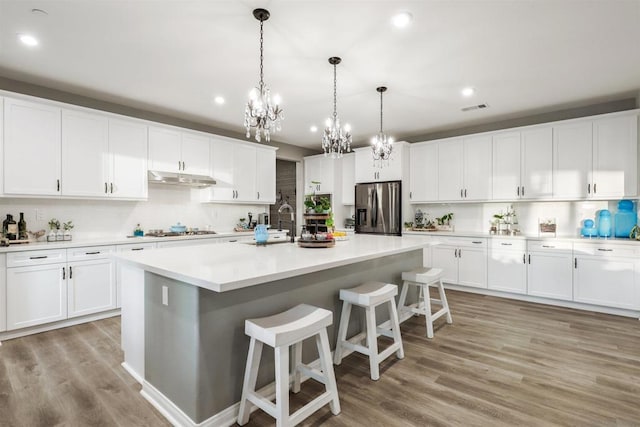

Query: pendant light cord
[333,63,337,121]
[259,19,264,90]
[379,90,384,133]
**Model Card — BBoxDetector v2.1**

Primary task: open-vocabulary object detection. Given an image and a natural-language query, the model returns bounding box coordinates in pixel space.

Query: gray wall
[0,76,315,161]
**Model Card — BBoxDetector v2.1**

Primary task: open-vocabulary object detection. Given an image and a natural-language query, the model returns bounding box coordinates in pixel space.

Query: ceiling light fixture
[322,57,351,158]
[371,86,394,164]
[18,34,39,47]
[214,96,225,105]
[392,11,413,28]
[244,8,283,143]
[461,87,475,97]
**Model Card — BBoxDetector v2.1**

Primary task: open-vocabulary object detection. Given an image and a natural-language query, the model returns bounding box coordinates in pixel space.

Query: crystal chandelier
[244,8,283,143]
[322,57,351,158]
[371,86,394,164]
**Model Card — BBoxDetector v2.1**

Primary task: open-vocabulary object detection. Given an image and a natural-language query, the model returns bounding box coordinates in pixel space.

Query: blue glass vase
[254,224,269,245]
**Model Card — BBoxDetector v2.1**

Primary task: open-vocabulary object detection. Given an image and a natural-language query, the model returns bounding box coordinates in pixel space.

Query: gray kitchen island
[116,234,434,426]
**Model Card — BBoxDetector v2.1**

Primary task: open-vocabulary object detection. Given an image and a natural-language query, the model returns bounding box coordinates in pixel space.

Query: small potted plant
[238,218,247,230]
[317,196,331,214]
[326,210,335,232]
[62,221,74,241]
[47,218,60,242]
[304,196,316,213]
[404,221,414,231]
[436,213,454,231]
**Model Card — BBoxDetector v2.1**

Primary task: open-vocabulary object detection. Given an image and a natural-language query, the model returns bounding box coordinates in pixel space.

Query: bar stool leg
[274,346,290,427]
[438,279,453,324]
[422,284,435,339]
[333,302,352,365]
[238,338,263,425]
[317,329,341,415]
[397,281,409,320]
[292,341,302,393]
[387,299,404,359]
[365,306,380,380]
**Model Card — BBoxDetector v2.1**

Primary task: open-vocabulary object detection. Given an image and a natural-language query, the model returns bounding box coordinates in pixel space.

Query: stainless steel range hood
[148,170,216,188]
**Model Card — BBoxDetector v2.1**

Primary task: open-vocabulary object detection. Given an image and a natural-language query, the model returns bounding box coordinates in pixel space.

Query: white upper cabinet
[492,128,553,200]
[61,109,109,198]
[409,142,438,203]
[4,97,62,196]
[591,114,637,198]
[304,154,335,194]
[148,126,210,175]
[354,143,406,183]
[256,146,276,204]
[437,136,491,201]
[148,126,182,173]
[108,118,148,199]
[341,153,356,205]
[181,131,211,176]
[208,137,273,204]
[553,120,592,199]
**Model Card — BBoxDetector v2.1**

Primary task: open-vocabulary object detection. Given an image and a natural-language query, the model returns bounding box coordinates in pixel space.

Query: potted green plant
[304,196,316,213]
[47,218,60,242]
[317,196,331,213]
[62,221,74,241]
[436,213,454,231]
[326,210,335,232]
[404,221,414,231]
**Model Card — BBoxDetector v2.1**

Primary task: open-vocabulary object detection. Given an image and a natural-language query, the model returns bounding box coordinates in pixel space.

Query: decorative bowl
[170,223,187,233]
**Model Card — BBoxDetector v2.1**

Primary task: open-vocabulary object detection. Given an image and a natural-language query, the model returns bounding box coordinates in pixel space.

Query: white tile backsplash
[0,186,267,238]
[411,200,633,237]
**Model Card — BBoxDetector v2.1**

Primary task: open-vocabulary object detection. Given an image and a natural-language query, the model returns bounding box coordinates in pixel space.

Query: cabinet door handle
[528,254,531,264]
[257,191,260,200]
[597,248,613,252]
[409,191,412,199]
[57,179,60,192]
[178,161,181,171]
[183,161,186,171]
[501,243,513,246]
[459,248,462,257]
[110,183,114,193]
[62,267,66,280]
[521,186,525,197]
[228,239,238,242]
[587,183,591,194]
[131,248,145,251]
[460,189,463,198]
[464,189,467,198]
[454,249,457,257]
[30,255,48,260]
[85,251,100,255]
[542,245,555,248]
[517,186,520,196]
[574,258,577,268]
[105,182,108,194]
[69,266,73,279]
[523,253,526,264]
[472,241,482,244]
[593,183,597,194]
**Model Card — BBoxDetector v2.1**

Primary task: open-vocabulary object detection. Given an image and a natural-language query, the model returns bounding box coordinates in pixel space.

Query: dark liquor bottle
[18,212,28,240]
[5,214,17,240]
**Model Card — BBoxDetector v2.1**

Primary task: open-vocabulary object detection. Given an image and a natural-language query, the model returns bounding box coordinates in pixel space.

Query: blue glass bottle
[597,210,611,238]
[254,224,269,245]
[614,200,636,238]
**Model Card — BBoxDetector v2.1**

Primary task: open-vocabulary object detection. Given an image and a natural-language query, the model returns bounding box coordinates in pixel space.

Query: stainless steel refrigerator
[355,181,402,236]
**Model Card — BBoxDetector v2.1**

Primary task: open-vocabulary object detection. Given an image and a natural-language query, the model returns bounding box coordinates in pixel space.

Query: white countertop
[0,230,284,253]
[115,234,435,293]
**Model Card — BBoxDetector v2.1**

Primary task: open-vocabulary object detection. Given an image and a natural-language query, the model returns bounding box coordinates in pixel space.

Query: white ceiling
[0,0,639,150]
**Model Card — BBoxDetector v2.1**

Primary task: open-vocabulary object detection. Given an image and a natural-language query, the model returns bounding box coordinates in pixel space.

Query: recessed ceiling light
[461,87,475,97]
[214,96,225,105]
[310,125,318,133]
[18,34,39,47]
[392,11,413,28]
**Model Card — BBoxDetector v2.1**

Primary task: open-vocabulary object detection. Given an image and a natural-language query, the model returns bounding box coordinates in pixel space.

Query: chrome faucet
[278,202,295,243]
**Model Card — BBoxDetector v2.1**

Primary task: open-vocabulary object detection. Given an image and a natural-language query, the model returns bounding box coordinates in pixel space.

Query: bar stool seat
[238,304,340,427]
[334,282,404,381]
[398,267,453,338]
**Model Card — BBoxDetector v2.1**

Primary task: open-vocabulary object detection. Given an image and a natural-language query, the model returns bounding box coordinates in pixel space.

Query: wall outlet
[35,208,44,221]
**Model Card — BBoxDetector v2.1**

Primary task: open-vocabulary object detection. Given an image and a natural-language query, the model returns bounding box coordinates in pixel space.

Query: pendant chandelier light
[371,86,394,163]
[322,57,351,158]
[244,8,283,143]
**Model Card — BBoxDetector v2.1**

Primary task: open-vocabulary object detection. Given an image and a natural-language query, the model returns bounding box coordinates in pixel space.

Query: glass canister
[254,224,269,245]
[614,200,636,238]
[598,210,612,238]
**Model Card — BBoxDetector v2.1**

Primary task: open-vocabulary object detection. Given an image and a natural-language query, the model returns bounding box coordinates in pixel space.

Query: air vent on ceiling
[461,103,489,112]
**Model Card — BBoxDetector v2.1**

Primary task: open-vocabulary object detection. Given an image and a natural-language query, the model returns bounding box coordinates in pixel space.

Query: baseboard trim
[0,309,121,341]
[140,359,323,427]
[121,362,144,385]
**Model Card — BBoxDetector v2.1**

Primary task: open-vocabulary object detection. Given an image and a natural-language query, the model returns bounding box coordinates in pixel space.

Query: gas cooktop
[145,230,217,237]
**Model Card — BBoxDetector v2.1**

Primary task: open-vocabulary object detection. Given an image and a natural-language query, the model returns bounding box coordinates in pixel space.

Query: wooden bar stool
[397,267,453,338]
[333,282,404,381]
[237,304,340,427]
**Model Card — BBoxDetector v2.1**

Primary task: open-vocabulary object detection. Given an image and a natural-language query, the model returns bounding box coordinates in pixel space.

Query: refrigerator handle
[371,188,378,228]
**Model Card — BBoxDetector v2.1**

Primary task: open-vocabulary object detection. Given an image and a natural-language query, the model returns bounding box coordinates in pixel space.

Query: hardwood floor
[1,290,639,426]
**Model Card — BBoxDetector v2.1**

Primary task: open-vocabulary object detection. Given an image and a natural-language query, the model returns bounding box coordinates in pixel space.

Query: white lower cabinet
[573,243,639,310]
[116,242,157,308]
[488,239,527,294]
[7,262,68,330]
[0,254,6,332]
[527,241,573,301]
[432,237,487,288]
[67,258,116,318]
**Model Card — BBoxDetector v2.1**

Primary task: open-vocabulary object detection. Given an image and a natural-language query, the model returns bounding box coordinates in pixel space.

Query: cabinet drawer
[527,240,572,253]
[117,242,157,252]
[573,243,638,257]
[7,249,66,267]
[434,236,487,248]
[490,238,526,251]
[67,245,116,261]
